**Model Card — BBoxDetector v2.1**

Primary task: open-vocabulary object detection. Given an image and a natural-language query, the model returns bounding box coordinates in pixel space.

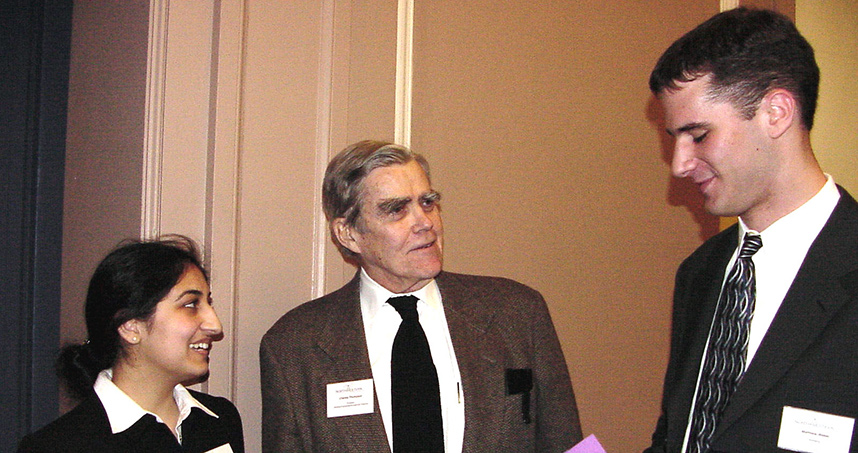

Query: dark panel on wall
[0,0,72,448]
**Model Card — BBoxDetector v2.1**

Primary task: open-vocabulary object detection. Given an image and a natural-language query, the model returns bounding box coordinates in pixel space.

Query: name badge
[777,406,854,453]
[205,444,234,453]
[327,378,374,418]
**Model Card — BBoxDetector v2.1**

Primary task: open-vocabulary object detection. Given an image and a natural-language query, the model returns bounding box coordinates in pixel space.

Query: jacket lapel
[665,227,738,448]
[316,275,371,381]
[315,274,390,452]
[436,272,508,453]
[715,189,858,439]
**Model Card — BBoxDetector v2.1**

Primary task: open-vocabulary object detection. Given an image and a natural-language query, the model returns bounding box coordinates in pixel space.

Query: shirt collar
[93,369,219,435]
[359,268,442,319]
[738,174,839,241]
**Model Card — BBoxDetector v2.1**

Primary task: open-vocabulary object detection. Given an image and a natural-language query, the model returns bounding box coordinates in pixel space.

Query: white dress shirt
[359,268,465,453]
[681,175,840,451]
[745,175,839,364]
[93,368,219,444]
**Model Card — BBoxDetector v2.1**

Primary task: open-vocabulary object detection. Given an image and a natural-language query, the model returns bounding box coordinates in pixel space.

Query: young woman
[18,236,244,452]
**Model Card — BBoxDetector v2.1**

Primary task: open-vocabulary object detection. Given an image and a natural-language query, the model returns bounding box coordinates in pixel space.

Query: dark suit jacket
[646,187,858,453]
[17,389,244,453]
[260,271,582,452]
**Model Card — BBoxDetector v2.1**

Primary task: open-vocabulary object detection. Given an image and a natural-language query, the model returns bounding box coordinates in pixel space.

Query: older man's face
[340,160,443,293]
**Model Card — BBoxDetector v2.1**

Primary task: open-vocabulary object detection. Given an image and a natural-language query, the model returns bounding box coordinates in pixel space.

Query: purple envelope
[565,434,607,453]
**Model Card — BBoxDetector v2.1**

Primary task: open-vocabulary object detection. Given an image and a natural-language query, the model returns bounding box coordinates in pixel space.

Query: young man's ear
[118,319,142,345]
[763,89,797,138]
[332,218,361,255]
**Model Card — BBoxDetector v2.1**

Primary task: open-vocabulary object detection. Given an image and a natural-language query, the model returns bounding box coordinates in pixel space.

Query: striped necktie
[687,233,763,453]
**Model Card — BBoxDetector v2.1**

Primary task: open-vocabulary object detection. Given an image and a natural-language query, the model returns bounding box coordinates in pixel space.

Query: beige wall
[61,0,149,383]
[60,1,856,452]
[797,0,858,193]
[410,2,718,449]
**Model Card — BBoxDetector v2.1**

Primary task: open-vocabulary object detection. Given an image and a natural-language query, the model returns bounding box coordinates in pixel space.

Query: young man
[261,140,582,452]
[646,7,858,453]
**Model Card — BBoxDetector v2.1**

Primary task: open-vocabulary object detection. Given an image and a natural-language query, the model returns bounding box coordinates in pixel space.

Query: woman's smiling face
[133,265,223,385]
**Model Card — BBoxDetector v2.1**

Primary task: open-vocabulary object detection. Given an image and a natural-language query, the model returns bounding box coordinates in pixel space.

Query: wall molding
[395,0,414,147]
[312,0,337,299]
[721,0,740,10]
[205,0,246,400]
[141,0,169,239]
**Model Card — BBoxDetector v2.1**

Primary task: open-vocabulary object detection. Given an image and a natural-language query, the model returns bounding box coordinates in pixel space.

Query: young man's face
[660,76,777,223]
[338,160,444,293]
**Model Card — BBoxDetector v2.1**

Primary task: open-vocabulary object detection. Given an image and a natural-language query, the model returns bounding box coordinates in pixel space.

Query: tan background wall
[410,2,717,449]
[798,0,858,192]
[60,1,855,452]
[61,0,148,387]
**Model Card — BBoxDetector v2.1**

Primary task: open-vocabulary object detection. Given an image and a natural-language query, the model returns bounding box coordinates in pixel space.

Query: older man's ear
[333,218,361,255]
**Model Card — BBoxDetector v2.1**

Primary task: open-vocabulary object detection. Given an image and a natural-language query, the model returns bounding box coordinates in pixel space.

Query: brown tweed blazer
[260,271,582,452]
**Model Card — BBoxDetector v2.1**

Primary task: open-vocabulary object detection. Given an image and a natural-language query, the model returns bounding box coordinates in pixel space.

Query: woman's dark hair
[57,235,207,400]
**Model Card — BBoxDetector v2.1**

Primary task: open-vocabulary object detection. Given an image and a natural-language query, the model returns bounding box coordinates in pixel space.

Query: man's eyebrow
[667,121,708,136]
[420,191,441,202]
[377,196,410,213]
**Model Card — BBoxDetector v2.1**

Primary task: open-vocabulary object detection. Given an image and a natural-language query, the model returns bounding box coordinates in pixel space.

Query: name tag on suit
[778,405,854,453]
[327,378,375,418]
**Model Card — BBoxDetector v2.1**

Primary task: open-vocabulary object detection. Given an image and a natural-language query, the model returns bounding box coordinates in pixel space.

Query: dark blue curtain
[1,0,72,448]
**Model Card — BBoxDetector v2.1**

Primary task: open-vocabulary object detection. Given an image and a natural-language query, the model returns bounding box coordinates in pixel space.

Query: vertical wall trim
[312,0,337,299]
[395,0,414,147]
[205,0,225,398]
[206,0,222,263]
[721,0,740,10]
[206,0,247,401]
[141,0,169,239]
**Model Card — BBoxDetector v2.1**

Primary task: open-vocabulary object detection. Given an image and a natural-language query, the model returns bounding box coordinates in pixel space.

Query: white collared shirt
[681,175,840,452]
[745,175,839,364]
[359,269,465,453]
[93,368,219,444]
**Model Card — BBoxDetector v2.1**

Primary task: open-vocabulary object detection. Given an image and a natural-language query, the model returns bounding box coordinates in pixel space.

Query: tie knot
[739,233,763,258]
[388,295,419,320]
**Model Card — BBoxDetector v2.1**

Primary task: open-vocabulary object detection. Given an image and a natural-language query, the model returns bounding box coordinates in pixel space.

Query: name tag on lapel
[327,378,374,418]
[205,444,233,453]
[777,406,854,453]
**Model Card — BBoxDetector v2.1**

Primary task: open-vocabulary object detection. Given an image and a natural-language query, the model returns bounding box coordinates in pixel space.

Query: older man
[646,7,858,453]
[261,140,581,452]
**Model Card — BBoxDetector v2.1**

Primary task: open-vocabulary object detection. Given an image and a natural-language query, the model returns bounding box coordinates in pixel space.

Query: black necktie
[687,233,763,453]
[389,295,444,452]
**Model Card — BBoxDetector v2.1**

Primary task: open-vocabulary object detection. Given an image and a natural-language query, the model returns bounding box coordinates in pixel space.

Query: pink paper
[565,434,607,453]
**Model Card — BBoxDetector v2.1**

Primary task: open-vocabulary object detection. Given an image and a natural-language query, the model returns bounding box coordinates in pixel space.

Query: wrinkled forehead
[360,161,431,198]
